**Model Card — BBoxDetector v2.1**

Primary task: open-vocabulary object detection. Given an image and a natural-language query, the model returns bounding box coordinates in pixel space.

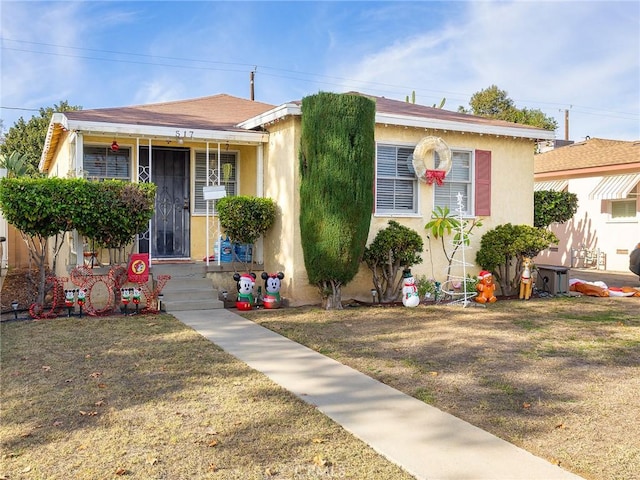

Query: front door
[140,146,190,259]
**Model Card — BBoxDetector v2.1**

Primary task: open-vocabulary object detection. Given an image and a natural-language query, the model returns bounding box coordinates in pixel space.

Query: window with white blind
[611,199,637,219]
[83,146,130,180]
[375,144,417,214]
[194,151,237,214]
[434,150,473,216]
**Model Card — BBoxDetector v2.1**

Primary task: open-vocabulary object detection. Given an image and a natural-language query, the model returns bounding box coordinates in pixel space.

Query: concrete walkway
[174,309,585,480]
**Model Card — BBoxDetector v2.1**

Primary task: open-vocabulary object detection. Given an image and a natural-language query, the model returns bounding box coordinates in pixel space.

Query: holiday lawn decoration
[475,270,497,304]
[519,257,533,300]
[401,269,420,308]
[261,272,285,309]
[233,272,256,311]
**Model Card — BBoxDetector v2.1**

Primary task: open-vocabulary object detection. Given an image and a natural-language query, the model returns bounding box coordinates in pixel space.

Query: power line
[1,37,638,122]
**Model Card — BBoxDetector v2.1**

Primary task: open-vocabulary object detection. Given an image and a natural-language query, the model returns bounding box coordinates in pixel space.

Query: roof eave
[239,103,555,141]
[237,103,302,130]
[376,112,555,140]
[65,120,269,144]
[39,113,69,172]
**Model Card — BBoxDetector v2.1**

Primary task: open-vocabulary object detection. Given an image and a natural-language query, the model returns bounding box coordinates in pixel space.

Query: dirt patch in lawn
[241,296,640,480]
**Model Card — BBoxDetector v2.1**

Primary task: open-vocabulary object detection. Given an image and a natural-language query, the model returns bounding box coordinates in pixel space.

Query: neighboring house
[534,138,640,272]
[0,168,32,271]
[40,93,553,305]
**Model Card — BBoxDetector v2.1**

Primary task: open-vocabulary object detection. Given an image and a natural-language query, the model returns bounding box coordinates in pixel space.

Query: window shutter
[474,150,491,216]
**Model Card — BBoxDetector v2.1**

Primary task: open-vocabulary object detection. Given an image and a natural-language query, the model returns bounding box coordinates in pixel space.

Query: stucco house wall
[534,138,639,273]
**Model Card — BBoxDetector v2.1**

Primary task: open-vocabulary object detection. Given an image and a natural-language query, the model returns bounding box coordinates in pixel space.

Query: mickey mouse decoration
[233,272,257,311]
[261,272,285,309]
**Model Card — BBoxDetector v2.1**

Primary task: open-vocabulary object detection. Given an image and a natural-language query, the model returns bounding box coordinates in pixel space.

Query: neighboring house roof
[534,137,640,199]
[534,138,640,175]
[239,92,556,141]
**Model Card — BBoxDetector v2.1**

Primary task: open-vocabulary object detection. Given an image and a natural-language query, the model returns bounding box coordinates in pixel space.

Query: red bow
[424,170,446,186]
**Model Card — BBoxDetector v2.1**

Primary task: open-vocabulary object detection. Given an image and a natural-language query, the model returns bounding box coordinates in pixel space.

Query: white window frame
[433,149,473,216]
[375,143,418,215]
[194,150,238,215]
[609,198,638,222]
[82,145,131,181]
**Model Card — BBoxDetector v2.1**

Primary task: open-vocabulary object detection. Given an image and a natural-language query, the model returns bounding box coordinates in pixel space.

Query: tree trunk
[321,280,343,310]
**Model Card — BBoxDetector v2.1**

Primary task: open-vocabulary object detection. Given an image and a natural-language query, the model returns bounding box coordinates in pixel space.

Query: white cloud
[332,1,639,140]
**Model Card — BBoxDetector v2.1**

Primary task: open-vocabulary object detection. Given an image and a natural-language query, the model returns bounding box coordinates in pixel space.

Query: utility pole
[250,70,255,101]
[564,109,569,141]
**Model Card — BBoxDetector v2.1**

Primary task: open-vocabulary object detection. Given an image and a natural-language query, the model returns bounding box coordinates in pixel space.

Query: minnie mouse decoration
[261,272,284,309]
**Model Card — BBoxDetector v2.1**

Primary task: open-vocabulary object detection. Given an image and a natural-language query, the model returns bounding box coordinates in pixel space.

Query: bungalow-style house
[534,138,640,272]
[40,93,554,305]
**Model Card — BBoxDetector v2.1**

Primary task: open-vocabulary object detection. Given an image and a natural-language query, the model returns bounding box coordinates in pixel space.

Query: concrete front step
[163,298,224,311]
[152,262,224,312]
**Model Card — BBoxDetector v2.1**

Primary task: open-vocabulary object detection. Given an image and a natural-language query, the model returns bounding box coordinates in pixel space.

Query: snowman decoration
[233,272,256,311]
[401,269,420,308]
[261,272,285,309]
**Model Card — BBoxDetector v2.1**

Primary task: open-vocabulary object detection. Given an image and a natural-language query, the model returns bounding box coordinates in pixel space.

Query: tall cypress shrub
[299,92,375,309]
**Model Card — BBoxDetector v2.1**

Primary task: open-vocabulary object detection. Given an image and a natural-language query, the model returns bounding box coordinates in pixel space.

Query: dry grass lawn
[0,314,415,480]
[241,296,640,480]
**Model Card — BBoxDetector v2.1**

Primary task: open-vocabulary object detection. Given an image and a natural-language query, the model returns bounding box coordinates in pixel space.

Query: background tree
[0,101,82,174]
[475,223,558,296]
[534,190,578,228]
[0,152,30,178]
[299,92,375,309]
[363,220,423,303]
[458,85,557,131]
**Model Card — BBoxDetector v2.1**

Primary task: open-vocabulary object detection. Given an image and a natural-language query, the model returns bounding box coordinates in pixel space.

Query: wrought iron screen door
[141,146,190,258]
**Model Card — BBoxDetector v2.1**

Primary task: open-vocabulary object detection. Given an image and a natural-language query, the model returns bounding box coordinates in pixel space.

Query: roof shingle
[534,138,640,174]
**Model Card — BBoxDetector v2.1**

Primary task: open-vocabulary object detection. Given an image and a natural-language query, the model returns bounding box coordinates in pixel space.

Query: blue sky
[1,1,639,142]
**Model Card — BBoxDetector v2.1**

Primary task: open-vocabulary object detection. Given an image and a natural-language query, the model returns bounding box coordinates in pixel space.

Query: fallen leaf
[115,467,128,475]
[522,402,531,409]
[147,457,158,466]
[98,383,107,388]
[206,430,219,435]
[551,458,561,466]
[312,438,326,444]
[313,455,329,467]
[147,322,158,326]
[21,466,32,473]
[65,378,73,383]
[53,421,63,426]
[20,432,32,438]
[90,372,102,378]
[41,365,51,371]
[555,423,566,429]
[85,354,91,358]
[208,439,219,447]
[429,371,439,376]
[264,467,277,476]
[208,463,218,472]
[95,400,105,407]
